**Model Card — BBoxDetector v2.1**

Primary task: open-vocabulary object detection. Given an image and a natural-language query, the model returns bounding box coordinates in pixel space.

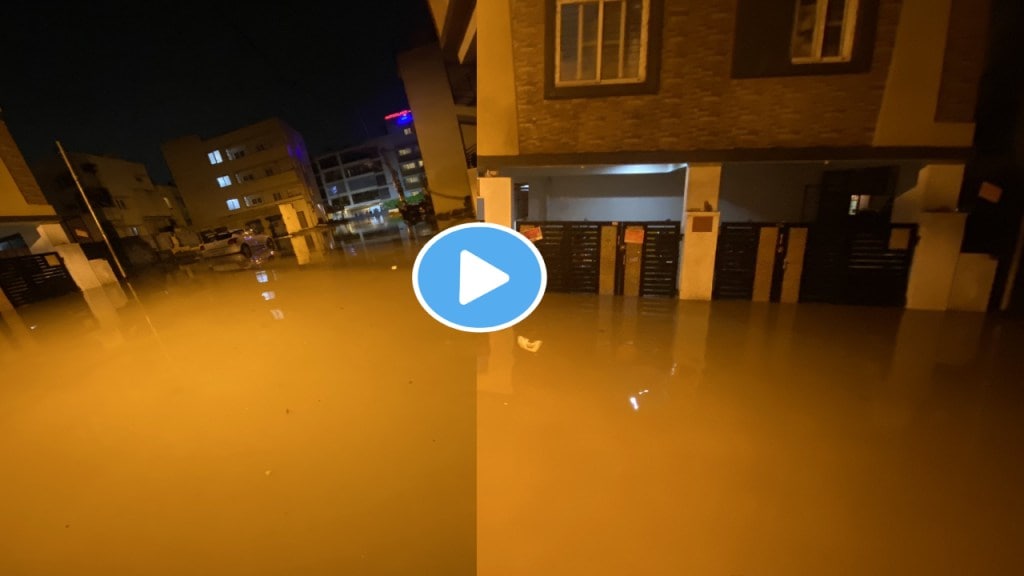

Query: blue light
[395,112,413,127]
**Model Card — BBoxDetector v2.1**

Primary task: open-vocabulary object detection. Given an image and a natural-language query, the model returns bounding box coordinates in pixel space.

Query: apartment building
[312,110,428,219]
[162,118,322,237]
[34,153,188,247]
[467,0,994,311]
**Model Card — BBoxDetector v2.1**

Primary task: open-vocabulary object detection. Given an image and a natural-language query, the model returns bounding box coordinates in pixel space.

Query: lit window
[398,147,413,156]
[226,198,241,211]
[556,0,649,86]
[244,194,263,207]
[163,197,173,209]
[791,0,859,63]
[217,176,232,188]
[417,159,424,167]
[403,127,413,136]
[208,150,223,164]
[405,175,421,184]
[401,162,417,171]
[129,226,140,236]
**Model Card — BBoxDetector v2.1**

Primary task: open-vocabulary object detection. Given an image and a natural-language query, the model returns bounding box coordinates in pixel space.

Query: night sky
[1,1,436,183]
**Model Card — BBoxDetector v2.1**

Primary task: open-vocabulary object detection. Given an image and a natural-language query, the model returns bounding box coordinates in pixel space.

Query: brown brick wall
[511,0,904,156]
[0,119,49,205]
[935,0,989,122]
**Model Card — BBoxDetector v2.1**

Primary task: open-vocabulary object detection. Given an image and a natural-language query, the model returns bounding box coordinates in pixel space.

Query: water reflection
[478,296,1024,575]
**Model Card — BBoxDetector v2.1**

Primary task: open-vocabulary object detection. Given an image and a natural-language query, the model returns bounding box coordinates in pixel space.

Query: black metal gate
[519,221,602,293]
[713,223,763,300]
[800,223,918,307]
[713,222,918,307]
[517,221,681,297]
[0,252,79,307]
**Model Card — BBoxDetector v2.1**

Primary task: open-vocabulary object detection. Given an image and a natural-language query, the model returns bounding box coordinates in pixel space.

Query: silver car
[199,228,276,259]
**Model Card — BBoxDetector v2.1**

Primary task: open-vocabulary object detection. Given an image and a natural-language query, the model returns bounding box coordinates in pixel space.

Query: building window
[401,161,417,171]
[273,192,283,201]
[217,176,232,188]
[226,198,241,211]
[403,127,414,136]
[129,226,140,236]
[555,0,649,86]
[264,167,275,177]
[115,198,128,209]
[398,147,413,157]
[163,196,173,209]
[208,150,223,164]
[405,175,421,185]
[791,0,859,63]
[244,194,264,207]
[226,146,247,161]
[418,159,424,167]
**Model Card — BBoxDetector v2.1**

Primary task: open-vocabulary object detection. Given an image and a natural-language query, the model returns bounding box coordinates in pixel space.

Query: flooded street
[3,235,1024,575]
[1,236,476,575]
[479,298,1024,575]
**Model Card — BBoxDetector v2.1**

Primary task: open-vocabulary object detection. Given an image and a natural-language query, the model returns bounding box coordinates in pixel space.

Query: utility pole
[56,140,129,280]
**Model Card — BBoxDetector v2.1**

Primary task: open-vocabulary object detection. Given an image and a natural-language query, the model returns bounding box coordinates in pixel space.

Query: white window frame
[244,194,264,207]
[208,150,223,165]
[790,0,859,64]
[554,0,651,87]
[217,176,232,188]
[226,198,241,211]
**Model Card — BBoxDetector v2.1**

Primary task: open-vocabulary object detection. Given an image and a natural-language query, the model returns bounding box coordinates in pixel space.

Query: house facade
[1,115,110,308]
[471,0,992,310]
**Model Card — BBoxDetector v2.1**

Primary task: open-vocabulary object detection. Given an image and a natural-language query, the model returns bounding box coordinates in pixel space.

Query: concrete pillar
[479,177,513,228]
[398,44,473,226]
[897,164,969,311]
[679,164,722,300]
[34,222,103,291]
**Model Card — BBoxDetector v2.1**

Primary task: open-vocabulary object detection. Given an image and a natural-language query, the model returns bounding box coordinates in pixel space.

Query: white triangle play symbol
[459,250,510,305]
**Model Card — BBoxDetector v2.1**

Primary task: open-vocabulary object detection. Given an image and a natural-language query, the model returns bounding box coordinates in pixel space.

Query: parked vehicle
[199,228,275,259]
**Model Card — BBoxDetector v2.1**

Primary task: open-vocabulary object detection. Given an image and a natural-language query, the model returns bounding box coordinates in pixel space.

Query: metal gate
[800,223,918,307]
[517,221,681,298]
[0,252,79,308]
[713,222,918,307]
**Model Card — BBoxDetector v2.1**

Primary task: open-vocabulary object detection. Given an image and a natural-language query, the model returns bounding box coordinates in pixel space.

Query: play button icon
[459,250,510,305]
[413,222,547,333]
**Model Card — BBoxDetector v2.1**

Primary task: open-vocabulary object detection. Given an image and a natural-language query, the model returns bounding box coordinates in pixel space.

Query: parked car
[199,228,275,259]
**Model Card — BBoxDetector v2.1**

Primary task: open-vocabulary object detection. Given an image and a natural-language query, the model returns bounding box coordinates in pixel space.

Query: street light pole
[55,140,129,280]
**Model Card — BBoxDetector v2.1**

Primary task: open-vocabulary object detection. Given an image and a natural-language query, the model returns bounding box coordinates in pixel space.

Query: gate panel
[713,224,762,300]
[518,222,602,293]
[800,223,917,306]
[0,252,79,308]
[638,222,682,298]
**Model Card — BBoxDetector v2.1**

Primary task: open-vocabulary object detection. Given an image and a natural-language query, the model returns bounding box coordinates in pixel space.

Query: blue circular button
[412,223,547,333]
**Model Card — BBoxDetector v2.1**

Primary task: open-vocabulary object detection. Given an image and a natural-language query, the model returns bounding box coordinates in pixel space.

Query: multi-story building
[469,0,996,312]
[312,110,428,220]
[162,118,322,238]
[34,152,189,247]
